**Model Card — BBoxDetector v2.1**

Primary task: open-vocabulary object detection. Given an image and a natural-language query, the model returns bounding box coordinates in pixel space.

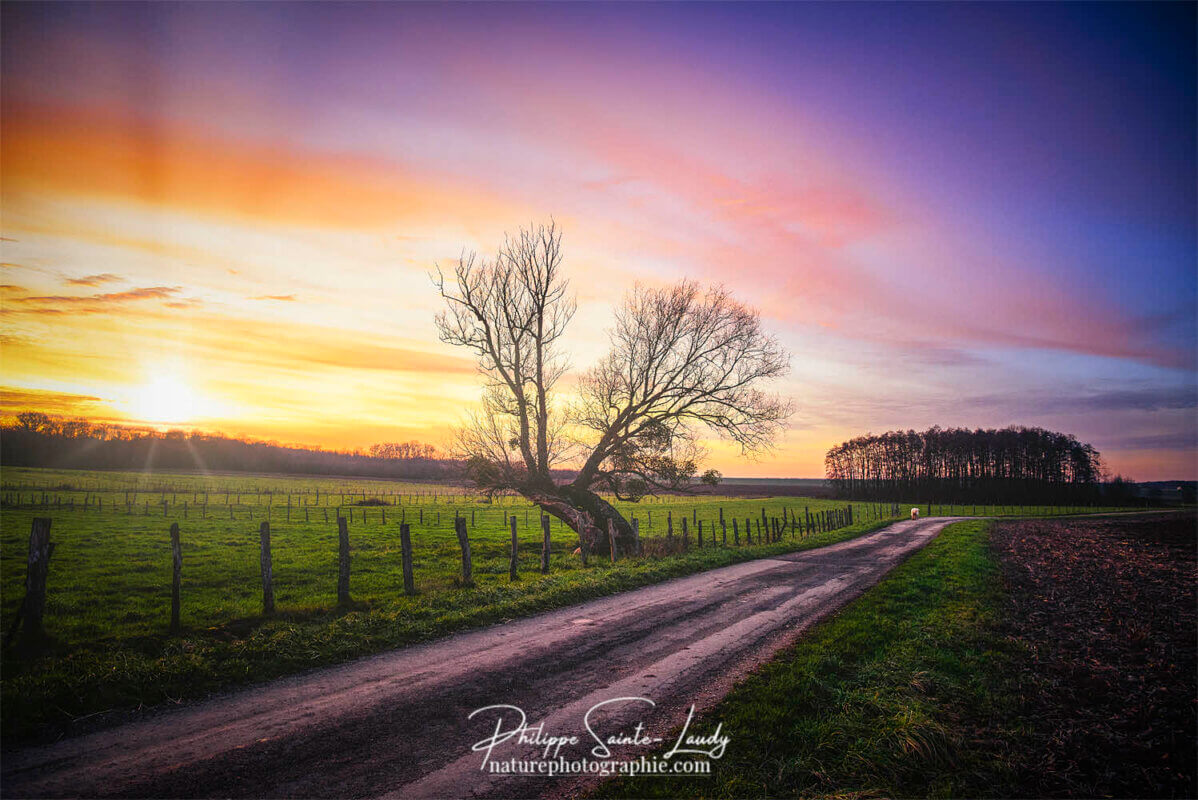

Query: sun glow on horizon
[126,374,202,425]
[0,2,1192,480]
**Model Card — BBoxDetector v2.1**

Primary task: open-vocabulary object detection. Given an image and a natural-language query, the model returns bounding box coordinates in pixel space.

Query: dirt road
[3,516,956,799]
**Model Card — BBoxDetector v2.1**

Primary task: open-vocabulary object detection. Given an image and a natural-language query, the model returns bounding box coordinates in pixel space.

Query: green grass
[0,467,1135,744]
[0,467,893,742]
[597,520,1025,799]
[904,502,1138,517]
[0,467,1138,521]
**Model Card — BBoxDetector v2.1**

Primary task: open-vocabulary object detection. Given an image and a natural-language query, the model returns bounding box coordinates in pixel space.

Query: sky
[1,1,1195,480]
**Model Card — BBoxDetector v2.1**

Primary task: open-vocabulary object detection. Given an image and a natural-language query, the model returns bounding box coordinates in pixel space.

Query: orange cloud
[6,285,182,314]
[189,314,477,376]
[0,386,113,419]
[66,273,123,286]
[2,103,509,231]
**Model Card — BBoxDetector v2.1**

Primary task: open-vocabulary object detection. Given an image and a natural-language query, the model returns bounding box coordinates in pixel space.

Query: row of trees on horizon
[3,414,1141,505]
[824,425,1109,503]
[1,412,456,480]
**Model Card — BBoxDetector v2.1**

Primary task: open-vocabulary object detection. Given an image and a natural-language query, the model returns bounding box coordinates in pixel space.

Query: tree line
[2,412,455,480]
[825,425,1106,503]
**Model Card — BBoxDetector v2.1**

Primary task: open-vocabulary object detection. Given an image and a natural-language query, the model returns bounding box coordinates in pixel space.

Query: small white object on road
[911,508,920,519]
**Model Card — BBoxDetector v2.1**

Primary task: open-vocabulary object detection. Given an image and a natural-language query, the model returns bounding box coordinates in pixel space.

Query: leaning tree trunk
[523,485,635,556]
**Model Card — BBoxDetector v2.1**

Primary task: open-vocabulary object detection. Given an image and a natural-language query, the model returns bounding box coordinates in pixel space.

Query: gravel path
[3,517,956,799]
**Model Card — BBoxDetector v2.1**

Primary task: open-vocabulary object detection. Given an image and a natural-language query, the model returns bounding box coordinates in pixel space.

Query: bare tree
[434,221,791,553]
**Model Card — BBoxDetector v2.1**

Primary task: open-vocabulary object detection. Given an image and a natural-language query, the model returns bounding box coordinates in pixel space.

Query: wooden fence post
[24,517,52,639]
[400,523,415,595]
[541,514,551,573]
[5,518,53,648]
[681,517,689,550]
[170,523,182,633]
[337,515,351,606]
[697,520,703,548]
[608,518,618,562]
[666,511,673,543]
[455,517,474,586]
[259,521,275,614]
[632,518,641,556]
[733,518,739,546]
[510,515,519,580]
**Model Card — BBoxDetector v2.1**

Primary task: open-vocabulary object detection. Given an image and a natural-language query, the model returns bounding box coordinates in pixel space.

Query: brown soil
[992,513,1197,799]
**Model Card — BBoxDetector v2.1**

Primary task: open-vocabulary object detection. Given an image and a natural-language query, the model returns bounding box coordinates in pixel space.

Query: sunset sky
[2,2,1194,479]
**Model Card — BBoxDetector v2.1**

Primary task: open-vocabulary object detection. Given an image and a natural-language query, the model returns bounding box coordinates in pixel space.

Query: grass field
[0,468,880,647]
[0,467,1134,649]
[0,467,1144,743]
[0,467,891,742]
[596,519,1023,798]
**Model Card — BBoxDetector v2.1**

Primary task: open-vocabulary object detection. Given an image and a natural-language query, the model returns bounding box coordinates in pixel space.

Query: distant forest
[0,412,458,480]
[825,425,1111,503]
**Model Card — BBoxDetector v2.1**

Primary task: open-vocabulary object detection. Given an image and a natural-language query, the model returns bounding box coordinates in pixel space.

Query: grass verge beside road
[597,519,1023,799]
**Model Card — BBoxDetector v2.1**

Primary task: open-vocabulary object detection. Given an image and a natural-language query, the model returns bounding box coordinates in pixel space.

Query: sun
[130,375,198,425]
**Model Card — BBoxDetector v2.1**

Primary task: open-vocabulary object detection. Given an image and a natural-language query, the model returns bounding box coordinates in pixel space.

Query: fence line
[3,502,879,642]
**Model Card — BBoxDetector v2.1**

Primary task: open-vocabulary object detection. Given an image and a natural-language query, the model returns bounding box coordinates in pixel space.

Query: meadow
[0,466,1138,741]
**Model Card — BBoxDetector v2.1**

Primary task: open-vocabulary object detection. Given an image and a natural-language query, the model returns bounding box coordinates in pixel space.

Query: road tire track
[3,517,958,799]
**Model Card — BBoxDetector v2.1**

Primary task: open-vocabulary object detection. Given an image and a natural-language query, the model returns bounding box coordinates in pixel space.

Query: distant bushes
[1,412,459,480]
[826,425,1105,503]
